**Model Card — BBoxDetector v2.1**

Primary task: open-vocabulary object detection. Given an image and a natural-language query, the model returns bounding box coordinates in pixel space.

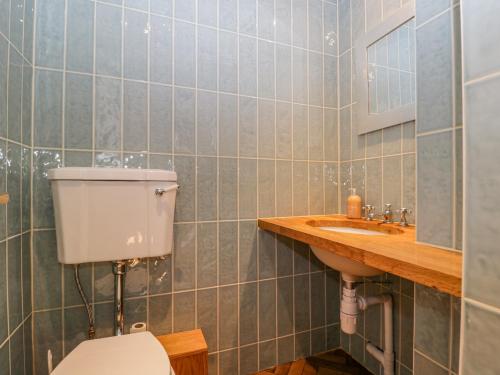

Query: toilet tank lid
[48,167,177,182]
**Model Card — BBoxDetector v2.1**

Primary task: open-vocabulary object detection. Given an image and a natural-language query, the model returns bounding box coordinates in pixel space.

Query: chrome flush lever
[155,184,180,196]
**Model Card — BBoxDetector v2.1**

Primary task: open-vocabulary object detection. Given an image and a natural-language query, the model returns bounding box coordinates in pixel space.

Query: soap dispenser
[346,188,362,219]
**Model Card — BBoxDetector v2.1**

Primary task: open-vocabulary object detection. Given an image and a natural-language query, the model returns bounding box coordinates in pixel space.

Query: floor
[253,349,373,375]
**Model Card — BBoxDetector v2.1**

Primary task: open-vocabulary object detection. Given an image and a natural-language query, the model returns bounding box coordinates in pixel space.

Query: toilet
[51,332,175,374]
[47,168,179,373]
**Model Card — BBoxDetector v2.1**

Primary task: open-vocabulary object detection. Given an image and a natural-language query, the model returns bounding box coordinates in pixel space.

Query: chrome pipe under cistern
[112,260,128,336]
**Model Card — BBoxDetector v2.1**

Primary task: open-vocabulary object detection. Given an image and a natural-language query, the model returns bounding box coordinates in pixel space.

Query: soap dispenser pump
[346,188,362,219]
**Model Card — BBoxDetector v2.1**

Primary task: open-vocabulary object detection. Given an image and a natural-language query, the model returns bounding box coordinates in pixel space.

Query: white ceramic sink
[307,219,392,278]
[307,218,402,279]
[311,245,384,277]
[318,226,387,236]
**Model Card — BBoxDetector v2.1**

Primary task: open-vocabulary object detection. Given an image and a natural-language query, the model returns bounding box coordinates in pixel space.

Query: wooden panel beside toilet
[157,329,208,375]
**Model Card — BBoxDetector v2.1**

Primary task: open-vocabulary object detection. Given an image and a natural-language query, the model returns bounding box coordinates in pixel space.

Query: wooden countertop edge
[166,347,207,360]
[258,218,462,297]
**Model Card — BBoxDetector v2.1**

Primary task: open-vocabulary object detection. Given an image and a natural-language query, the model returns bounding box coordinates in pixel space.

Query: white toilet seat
[51,332,173,375]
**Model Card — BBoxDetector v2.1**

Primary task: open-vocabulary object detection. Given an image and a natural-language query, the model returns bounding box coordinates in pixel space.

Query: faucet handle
[362,204,375,212]
[362,205,376,220]
[381,203,394,223]
[397,208,412,227]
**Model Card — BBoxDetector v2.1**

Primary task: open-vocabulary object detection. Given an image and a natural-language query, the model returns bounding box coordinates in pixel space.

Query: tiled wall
[413,0,462,374]
[2,0,471,375]
[337,1,462,375]
[415,0,462,251]
[336,1,416,373]
[461,1,500,373]
[30,0,341,374]
[0,0,34,374]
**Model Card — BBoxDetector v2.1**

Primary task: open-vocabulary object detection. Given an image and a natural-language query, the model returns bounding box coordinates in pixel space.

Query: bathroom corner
[1,0,500,374]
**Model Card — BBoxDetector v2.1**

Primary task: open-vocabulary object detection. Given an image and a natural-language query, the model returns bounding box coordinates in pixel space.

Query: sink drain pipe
[340,274,394,375]
[358,294,394,375]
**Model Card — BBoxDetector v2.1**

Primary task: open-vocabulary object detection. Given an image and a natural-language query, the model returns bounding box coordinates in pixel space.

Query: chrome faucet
[397,208,412,227]
[362,203,399,224]
[362,205,376,221]
[381,204,393,223]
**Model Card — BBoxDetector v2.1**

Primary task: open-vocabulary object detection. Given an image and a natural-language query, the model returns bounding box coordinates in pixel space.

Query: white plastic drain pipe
[340,273,394,375]
[340,283,359,334]
[358,294,394,375]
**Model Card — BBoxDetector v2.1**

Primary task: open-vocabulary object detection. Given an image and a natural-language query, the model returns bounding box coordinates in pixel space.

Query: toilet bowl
[51,332,175,374]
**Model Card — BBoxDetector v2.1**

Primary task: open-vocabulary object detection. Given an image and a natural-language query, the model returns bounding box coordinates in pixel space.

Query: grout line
[255,0,260,369]
[207,322,340,356]
[146,0,151,165]
[463,297,500,316]
[214,0,220,372]
[193,0,199,335]
[13,144,349,163]
[450,4,457,253]
[463,68,500,86]
[22,65,340,111]
[336,0,341,216]
[415,3,460,31]
[0,230,31,244]
[416,126,456,138]
[306,0,312,357]
[236,0,242,368]
[0,30,32,67]
[4,11,12,365]
[120,3,125,164]
[414,349,451,372]
[458,2,467,373]
[170,0,177,336]
[60,0,69,357]
[272,0,278,367]
[90,2,97,346]
[91,1,97,167]
[145,0,152,330]
[5,147,10,372]
[32,1,338,62]
[447,294,454,372]
[29,0,37,370]
[0,313,33,351]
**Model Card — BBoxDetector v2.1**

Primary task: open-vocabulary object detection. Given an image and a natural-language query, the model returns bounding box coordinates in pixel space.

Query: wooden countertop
[258,215,462,297]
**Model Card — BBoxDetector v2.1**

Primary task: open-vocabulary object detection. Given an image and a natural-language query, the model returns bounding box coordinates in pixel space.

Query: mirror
[356,3,416,134]
[367,19,415,115]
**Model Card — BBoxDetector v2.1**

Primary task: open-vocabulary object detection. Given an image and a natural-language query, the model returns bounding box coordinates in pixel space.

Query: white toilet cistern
[48,167,179,337]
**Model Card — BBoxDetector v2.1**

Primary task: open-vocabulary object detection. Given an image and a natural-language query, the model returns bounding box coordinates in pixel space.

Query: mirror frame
[355,1,416,135]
